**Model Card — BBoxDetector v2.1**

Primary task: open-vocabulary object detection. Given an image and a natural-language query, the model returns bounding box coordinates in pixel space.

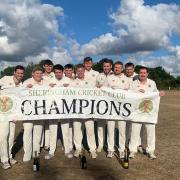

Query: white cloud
[73,0,180,56]
[0,0,65,62]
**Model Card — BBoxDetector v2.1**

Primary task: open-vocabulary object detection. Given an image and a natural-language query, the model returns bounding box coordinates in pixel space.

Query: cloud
[73,0,180,57]
[0,0,65,61]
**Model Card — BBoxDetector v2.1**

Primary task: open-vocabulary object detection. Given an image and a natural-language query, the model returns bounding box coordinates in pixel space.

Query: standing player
[0,65,25,169]
[129,66,165,159]
[23,66,44,162]
[96,58,113,153]
[125,62,144,152]
[42,59,54,150]
[106,61,129,158]
[45,64,73,159]
[72,64,97,158]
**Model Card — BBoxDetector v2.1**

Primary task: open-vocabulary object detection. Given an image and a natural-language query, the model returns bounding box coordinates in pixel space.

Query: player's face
[14,69,24,81]
[54,69,63,80]
[125,66,134,77]
[139,69,148,81]
[44,64,53,73]
[103,63,112,74]
[76,67,85,79]
[114,64,123,75]
[84,61,93,71]
[64,68,73,78]
[32,70,43,82]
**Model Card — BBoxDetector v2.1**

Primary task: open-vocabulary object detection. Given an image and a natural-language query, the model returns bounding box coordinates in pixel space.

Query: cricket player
[41,59,54,151]
[72,64,97,158]
[106,61,129,158]
[45,64,73,159]
[0,65,25,169]
[129,66,165,159]
[96,58,113,153]
[22,66,44,162]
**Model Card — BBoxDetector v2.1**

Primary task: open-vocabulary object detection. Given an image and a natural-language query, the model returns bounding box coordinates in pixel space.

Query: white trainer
[9,158,17,165]
[107,151,114,158]
[148,152,156,160]
[91,151,97,159]
[96,147,103,153]
[74,150,81,158]
[119,151,125,159]
[65,152,73,159]
[2,162,11,170]
[45,153,54,160]
[137,146,144,153]
[129,152,136,159]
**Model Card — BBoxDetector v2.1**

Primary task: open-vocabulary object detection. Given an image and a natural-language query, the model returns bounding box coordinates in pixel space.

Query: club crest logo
[138,99,153,113]
[0,96,13,113]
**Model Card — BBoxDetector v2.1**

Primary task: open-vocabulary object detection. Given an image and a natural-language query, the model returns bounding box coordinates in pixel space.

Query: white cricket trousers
[129,122,155,153]
[23,121,43,161]
[107,120,126,152]
[0,121,15,163]
[61,120,73,154]
[73,120,96,152]
[46,120,58,155]
[97,121,105,148]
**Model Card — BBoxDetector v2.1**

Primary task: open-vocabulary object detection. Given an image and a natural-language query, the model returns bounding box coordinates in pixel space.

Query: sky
[0,0,180,76]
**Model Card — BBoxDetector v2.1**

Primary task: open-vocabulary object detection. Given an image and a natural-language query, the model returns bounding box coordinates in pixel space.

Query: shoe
[129,152,136,159]
[148,152,156,160]
[45,153,54,160]
[44,146,49,151]
[107,151,114,158]
[23,156,31,162]
[9,158,17,165]
[119,151,125,159]
[65,152,73,159]
[137,146,144,153]
[90,151,97,159]
[74,150,81,158]
[2,162,11,170]
[96,147,103,153]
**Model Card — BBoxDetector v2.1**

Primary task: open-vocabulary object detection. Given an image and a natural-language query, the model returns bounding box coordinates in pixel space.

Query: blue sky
[0,0,180,75]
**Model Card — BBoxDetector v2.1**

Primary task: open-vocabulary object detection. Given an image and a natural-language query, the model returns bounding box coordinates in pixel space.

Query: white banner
[0,86,160,124]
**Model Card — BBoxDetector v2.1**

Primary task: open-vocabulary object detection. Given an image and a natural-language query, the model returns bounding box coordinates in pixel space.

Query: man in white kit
[45,64,73,159]
[96,58,113,153]
[23,66,45,162]
[125,62,145,153]
[129,66,165,159]
[106,61,129,158]
[0,65,25,169]
[41,59,54,151]
[72,64,97,158]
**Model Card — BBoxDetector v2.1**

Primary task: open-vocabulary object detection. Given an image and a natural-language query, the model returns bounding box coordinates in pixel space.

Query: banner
[0,86,160,124]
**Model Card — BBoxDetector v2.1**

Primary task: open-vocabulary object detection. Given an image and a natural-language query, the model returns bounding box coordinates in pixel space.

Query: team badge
[0,96,13,113]
[138,99,153,113]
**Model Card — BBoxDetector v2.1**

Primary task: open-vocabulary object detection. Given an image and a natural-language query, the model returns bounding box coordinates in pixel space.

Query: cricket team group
[0,57,164,170]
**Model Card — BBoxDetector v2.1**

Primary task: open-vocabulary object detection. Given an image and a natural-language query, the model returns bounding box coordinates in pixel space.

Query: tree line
[0,60,179,90]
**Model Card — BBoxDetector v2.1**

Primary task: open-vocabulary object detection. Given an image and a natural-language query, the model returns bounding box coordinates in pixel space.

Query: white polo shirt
[0,76,23,88]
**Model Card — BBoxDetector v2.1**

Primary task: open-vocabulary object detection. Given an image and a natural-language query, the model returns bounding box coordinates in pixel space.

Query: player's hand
[49,83,56,87]
[159,91,165,97]
[27,84,33,88]
[139,89,145,93]
[63,83,69,87]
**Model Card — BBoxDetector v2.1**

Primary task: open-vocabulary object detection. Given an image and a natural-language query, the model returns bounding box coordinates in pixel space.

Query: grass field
[0,91,180,180]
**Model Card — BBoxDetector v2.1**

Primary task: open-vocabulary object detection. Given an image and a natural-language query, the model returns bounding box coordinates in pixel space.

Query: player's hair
[43,59,53,66]
[15,65,25,72]
[64,64,73,69]
[53,64,64,71]
[139,66,149,73]
[76,64,85,70]
[83,57,92,63]
[102,58,113,65]
[125,62,134,68]
[114,61,123,66]
[32,66,43,73]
